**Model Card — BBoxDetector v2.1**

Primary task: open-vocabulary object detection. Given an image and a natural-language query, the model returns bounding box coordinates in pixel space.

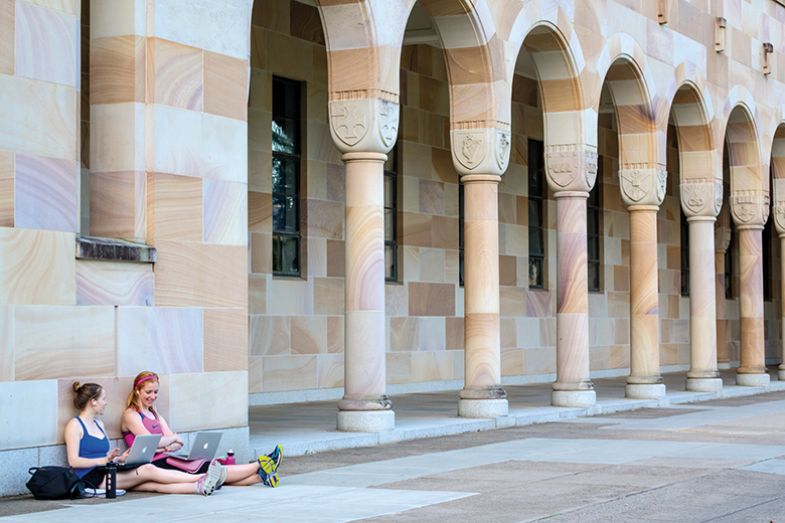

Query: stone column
[714,211,732,367]
[619,166,667,399]
[546,145,598,407]
[329,98,399,431]
[731,189,770,387]
[681,179,724,391]
[776,180,785,380]
[450,127,510,418]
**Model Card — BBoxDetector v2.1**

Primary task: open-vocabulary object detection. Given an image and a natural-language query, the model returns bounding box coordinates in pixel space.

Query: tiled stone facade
[2,0,785,494]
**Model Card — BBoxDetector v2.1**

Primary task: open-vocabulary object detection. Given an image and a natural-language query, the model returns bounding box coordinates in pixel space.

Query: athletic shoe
[267,445,284,472]
[212,460,228,489]
[259,471,279,488]
[258,454,275,477]
[200,461,224,495]
[196,476,213,496]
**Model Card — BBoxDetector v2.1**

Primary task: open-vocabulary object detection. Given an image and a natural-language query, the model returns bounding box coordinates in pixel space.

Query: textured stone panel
[0,0,13,75]
[261,355,317,391]
[14,306,115,380]
[89,171,145,239]
[147,172,202,241]
[0,229,75,304]
[15,1,78,86]
[154,240,246,307]
[248,273,266,314]
[0,306,13,380]
[153,0,252,60]
[408,282,455,316]
[0,150,13,227]
[90,35,145,104]
[151,37,203,111]
[76,260,154,306]
[90,103,145,172]
[14,153,78,232]
[204,308,247,372]
[203,179,246,245]
[168,371,248,431]
[0,380,58,449]
[290,316,326,354]
[248,190,271,233]
[249,315,289,356]
[0,75,76,160]
[117,307,203,376]
[317,353,343,388]
[390,317,418,351]
[204,50,247,121]
[313,277,344,315]
[0,447,37,494]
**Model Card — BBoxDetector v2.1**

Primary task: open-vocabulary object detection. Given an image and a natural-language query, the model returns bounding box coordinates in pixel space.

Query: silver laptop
[124,434,161,466]
[166,432,222,461]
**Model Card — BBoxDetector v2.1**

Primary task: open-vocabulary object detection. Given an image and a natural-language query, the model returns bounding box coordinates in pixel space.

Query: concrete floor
[4,370,785,521]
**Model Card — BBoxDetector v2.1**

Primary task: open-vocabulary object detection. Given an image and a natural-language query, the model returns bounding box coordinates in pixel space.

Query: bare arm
[156,414,183,451]
[64,419,118,469]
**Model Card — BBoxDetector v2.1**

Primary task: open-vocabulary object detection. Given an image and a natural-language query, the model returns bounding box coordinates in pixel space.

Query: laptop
[116,434,161,470]
[166,432,222,461]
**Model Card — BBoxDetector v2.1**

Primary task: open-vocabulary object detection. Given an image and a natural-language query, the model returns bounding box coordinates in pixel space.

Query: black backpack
[25,466,90,500]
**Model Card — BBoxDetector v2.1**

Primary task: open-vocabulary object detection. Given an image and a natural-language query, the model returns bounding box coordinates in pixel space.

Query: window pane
[384,174,395,207]
[588,262,600,292]
[385,243,396,281]
[272,118,299,154]
[588,236,599,260]
[272,157,298,194]
[274,235,299,275]
[529,228,543,256]
[528,200,541,227]
[384,209,395,240]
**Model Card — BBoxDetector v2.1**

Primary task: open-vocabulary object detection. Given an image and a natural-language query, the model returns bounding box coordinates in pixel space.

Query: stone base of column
[458,398,508,418]
[686,377,723,392]
[778,369,785,381]
[736,373,770,387]
[552,389,596,407]
[337,410,395,432]
[625,383,666,399]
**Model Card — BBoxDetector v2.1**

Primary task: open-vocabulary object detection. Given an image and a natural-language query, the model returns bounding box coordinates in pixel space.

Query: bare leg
[133,481,202,495]
[228,475,261,486]
[224,463,260,484]
[117,464,202,490]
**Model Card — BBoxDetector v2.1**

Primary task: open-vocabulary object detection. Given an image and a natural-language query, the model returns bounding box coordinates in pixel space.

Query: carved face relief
[330,101,369,147]
[621,169,650,203]
[378,100,399,149]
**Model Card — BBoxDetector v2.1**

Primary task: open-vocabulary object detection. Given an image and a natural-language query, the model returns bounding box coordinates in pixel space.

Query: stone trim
[76,235,157,264]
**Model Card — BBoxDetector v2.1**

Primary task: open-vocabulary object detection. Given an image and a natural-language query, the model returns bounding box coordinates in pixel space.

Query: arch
[666,79,715,185]
[500,3,590,148]
[594,34,660,169]
[725,103,764,192]
[771,125,785,180]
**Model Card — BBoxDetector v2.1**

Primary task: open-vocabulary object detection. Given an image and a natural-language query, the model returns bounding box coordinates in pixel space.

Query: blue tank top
[74,416,109,478]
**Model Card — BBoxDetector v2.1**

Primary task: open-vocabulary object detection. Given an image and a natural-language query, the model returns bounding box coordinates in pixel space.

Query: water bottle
[105,461,117,499]
[225,450,236,465]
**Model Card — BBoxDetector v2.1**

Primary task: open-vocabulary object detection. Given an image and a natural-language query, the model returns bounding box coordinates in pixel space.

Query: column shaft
[686,218,722,390]
[552,192,595,407]
[626,206,664,397]
[338,152,392,426]
[737,226,767,383]
[459,175,507,418]
[780,235,785,379]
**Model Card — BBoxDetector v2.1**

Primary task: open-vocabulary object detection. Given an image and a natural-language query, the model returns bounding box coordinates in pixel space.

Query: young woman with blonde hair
[65,382,225,495]
[121,371,283,487]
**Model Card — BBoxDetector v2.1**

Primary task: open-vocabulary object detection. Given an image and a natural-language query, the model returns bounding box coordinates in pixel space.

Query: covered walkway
[249,369,785,458]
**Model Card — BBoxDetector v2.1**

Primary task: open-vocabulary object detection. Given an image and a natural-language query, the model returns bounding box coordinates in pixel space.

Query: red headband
[134,374,158,389]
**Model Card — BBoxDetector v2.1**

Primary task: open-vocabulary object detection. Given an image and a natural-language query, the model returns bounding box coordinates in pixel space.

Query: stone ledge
[76,236,156,264]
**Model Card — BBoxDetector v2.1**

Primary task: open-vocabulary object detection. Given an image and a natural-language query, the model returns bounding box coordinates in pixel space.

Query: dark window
[384,148,398,282]
[587,164,602,292]
[272,77,302,276]
[680,211,690,296]
[459,183,464,287]
[764,218,772,301]
[725,229,733,299]
[528,139,546,288]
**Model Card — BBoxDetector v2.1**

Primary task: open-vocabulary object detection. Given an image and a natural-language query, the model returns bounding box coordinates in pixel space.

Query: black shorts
[80,467,106,488]
[152,457,209,474]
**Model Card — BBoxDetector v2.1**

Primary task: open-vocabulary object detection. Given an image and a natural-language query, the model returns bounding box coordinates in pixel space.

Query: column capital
[730,189,769,228]
[450,124,511,176]
[680,178,722,218]
[545,144,598,193]
[619,164,667,207]
[329,97,399,154]
[772,178,785,234]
